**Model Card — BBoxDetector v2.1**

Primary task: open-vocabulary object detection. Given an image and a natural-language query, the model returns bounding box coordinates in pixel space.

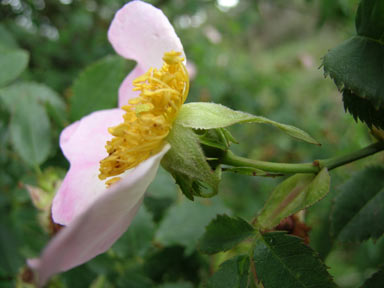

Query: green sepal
[256,168,330,229]
[196,128,237,168]
[322,0,384,128]
[176,102,319,145]
[165,170,204,201]
[196,128,237,151]
[161,124,221,200]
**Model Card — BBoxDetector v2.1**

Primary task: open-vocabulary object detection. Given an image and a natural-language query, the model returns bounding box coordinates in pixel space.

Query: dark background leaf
[356,0,384,40]
[0,48,29,87]
[112,206,155,258]
[143,246,205,285]
[0,82,66,122]
[9,94,51,167]
[70,55,134,121]
[331,166,384,242]
[362,269,384,288]
[155,199,229,254]
[206,255,249,288]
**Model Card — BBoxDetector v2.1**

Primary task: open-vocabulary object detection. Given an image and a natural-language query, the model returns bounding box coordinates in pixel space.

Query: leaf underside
[176,103,319,145]
[257,168,330,229]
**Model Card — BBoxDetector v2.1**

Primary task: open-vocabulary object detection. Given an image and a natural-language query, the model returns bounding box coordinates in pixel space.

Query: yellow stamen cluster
[99,51,189,185]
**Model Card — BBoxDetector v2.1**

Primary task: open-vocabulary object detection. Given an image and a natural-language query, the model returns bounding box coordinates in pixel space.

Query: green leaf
[341,88,384,129]
[206,255,249,288]
[89,275,109,288]
[356,0,384,41]
[144,196,173,223]
[0,48,29,87]
[144,246,203,284]
[323,36,384,128]
[331,166,384,242]
[322,0,384,128]
[62,265,97,288]
[9,94,52,167]
[155,199,229,254]
[162,124,221,199]
[257,168,330,229]
[0,82,66,123]
[199,214,254,254]
[158,282,193,288]
[117,269,154,288]
[0,221,22,275]
[253,232,336,288]
[0,24,18,49]
[176,103,319,145]
[70,55,134,121]
[362,269,384,288]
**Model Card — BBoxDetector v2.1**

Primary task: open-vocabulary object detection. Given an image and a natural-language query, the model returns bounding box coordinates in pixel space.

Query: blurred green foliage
[1,0,383,287]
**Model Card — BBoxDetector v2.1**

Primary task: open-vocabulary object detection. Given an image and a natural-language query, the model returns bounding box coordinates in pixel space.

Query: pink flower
[28,1,185,286]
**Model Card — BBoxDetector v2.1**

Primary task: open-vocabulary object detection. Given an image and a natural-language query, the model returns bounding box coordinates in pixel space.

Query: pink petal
[186,61,197,81]
[54,109,125,225]
[59,120,80,152]
[52,162,108,225]
[108,0,185,71]
[60,109,125,165]
[118,65,144,107]
[29,145,170,287]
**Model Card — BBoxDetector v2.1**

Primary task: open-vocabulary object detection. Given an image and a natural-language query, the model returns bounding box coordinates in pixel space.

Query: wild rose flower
[27,1,320,286]
[28,1,187,286]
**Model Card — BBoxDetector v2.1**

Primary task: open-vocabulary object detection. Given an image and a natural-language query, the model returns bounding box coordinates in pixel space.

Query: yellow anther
[99,51,189,184]
[105,177,121,187]
[135,103,154,114]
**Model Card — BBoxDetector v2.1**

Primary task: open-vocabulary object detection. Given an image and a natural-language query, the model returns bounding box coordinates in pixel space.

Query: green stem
[222,151,319,174]
[318,141,384,171]
[221,142,384,174]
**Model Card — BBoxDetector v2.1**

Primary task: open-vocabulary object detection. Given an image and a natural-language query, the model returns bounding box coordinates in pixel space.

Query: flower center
[99,51,189,186]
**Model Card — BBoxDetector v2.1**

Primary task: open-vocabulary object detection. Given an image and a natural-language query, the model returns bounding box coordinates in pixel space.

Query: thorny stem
[221,142,384,174]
